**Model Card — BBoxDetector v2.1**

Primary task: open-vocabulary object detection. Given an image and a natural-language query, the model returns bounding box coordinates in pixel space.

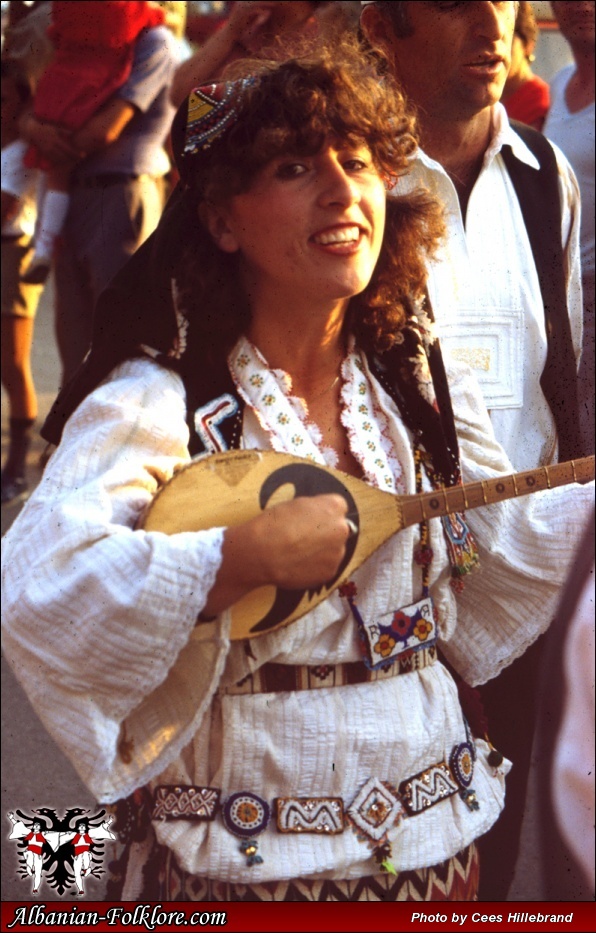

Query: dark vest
[501,121,581,461]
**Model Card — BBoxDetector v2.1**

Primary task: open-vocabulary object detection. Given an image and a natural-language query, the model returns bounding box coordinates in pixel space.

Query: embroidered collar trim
[228,336,405,493]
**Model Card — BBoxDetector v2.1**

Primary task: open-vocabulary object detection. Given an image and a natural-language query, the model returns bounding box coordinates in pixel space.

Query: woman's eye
[275,162,308,179]
[343,158,368,172]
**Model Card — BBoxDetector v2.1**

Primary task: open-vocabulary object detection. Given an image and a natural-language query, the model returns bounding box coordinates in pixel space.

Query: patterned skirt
[106,790,479,902]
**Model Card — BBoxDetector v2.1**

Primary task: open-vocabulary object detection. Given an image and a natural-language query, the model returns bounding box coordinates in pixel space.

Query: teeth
[313,226,360,245]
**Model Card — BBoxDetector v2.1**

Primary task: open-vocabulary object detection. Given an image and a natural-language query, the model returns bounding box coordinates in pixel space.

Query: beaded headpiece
[183,77,255,157]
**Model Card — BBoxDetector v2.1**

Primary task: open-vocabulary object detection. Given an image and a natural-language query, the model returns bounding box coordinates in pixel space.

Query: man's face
[366,2,517,123]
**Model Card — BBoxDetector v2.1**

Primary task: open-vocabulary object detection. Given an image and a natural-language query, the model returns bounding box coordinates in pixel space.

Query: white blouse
[1,344,591,882]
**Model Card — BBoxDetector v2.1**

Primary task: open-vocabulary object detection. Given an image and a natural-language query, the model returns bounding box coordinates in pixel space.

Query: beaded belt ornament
[347,777,404,873]
[218,647,436,696]
[152,741,479,871]
[222,792,270,867]
[275,797,344,835]
[151,785,220,821]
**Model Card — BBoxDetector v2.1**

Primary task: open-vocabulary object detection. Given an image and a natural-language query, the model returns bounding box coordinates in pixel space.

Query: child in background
[12,1,164,285]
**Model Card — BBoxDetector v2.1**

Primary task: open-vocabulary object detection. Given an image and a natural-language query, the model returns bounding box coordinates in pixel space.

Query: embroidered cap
[184,78,255,157]
[172,76,256,187]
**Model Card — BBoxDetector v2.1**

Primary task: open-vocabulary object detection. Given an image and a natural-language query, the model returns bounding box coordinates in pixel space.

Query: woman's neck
[246,296,349,395]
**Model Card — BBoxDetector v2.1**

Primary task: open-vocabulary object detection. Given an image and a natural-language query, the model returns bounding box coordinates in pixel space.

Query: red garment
[25,832,47,856]
[25,1,164,169]
[504,75,550,132]
[73,832,93,857]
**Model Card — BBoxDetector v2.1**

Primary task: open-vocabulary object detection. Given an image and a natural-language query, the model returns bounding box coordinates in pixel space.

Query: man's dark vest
[501,121,581,461]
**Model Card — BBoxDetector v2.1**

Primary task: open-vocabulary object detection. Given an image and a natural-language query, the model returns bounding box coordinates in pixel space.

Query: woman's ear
[198,201,240,253]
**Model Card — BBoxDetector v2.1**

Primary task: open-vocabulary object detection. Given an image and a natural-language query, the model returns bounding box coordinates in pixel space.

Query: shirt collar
[485,102,540,170]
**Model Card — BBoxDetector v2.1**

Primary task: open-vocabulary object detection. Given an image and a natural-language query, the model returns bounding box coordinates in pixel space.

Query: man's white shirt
[398,103,583,471]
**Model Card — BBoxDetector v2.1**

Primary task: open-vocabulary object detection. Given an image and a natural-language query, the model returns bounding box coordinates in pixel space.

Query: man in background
[19,13,178,384]
[544,0,595,456]
[361,0,583,900]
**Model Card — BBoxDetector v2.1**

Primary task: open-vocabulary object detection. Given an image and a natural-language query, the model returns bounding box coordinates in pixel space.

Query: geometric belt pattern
[399,762,459,816]
[218,647,437,695]
[151,741,477,834]
[275,797,344,835]
[108,793,481,901]
[347,778,403,841]
[151,785,220,821]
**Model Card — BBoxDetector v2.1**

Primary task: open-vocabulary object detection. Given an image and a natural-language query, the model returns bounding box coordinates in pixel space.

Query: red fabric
[25,832,46,855]
[504,75,550,132]
[73,832,93,856]
[49,2,164,51]
[28,1,164,138]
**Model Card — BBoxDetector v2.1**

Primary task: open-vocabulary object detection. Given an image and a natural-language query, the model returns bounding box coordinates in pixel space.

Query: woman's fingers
[251,493,350,590]
[204,495,352,617]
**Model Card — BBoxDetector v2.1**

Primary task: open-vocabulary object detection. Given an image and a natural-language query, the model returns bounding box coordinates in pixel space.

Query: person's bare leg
[1,315,37,503]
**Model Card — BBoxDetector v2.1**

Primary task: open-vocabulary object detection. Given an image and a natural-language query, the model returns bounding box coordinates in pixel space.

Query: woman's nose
[317,161,361,208]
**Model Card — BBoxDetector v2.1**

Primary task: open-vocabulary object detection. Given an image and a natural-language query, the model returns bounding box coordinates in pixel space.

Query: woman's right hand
[203,493,351,616]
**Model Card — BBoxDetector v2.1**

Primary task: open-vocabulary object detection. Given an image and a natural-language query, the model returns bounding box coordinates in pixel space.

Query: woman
[1,38,590,902]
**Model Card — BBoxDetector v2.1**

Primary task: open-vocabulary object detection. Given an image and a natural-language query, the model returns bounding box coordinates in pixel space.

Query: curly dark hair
[173,36,444,361]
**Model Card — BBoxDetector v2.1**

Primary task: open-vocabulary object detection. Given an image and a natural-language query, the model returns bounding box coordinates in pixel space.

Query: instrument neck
[399,458,594,529]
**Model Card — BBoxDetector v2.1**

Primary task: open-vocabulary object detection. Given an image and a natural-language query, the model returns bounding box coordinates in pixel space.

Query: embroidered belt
[218,646,437,696]
[152,785,221,821]
[151,739,478,830]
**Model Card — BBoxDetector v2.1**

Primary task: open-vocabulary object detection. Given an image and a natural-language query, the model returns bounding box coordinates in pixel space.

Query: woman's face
[205,138,387,312]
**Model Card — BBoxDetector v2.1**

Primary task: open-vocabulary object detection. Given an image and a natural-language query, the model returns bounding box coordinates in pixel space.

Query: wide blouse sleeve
[1,358,230,803]
[439,357,594,685]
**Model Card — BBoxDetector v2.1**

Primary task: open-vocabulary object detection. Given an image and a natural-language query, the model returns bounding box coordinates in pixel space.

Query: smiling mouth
[311,225,362,246]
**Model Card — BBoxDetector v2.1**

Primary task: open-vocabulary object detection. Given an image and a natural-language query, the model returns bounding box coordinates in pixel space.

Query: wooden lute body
[140,450,594,641]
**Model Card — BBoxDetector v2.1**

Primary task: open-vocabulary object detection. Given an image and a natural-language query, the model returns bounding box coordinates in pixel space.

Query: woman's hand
[203,493,351,616]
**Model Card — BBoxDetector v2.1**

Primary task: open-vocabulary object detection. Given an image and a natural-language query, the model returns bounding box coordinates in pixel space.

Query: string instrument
[140,450,594,641]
